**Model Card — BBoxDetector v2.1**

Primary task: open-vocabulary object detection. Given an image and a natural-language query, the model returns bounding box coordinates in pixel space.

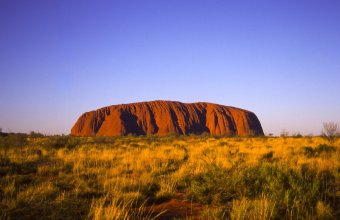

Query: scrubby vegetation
[0,134,339,219]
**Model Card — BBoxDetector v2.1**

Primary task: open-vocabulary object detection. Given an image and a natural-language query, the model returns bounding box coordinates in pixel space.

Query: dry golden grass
[0,135,339,219]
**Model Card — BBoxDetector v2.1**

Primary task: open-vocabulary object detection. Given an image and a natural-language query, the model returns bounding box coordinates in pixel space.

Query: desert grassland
[0,135,339,219]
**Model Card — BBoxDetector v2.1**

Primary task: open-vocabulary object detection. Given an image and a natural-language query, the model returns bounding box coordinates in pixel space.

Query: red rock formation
[71,101,264,136]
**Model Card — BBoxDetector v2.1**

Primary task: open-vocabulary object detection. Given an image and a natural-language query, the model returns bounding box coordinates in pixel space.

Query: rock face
[71,101,264,136]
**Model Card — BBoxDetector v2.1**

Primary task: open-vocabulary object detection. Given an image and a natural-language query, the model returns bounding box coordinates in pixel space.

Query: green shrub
[0,137,6,148]
[44,136,68,148]
[92,136,116,144]
[0,133,28,149]
[189,163,337,218]
[44,136,80,149]
[29,131,44,138]
[190,165,236,204]
[315,144,336,154]
[219,141,229,147]
[65,137,80,149]
[130,143,140,148]
[176,174,191,192]
[14,161,38,175]
[292,133,303,138]
[260,151,274,162]
[140,182,160,199]
[191,171,220,204]
[303,144,335,157]
[303,146,315,157]
[0,154,11,165]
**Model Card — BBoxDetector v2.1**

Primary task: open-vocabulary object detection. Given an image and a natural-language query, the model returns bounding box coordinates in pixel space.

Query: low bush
[260,151,274,162]
[44,136,80,149]
[29,131,44,138]
[0,133,28,149]
[189,163,337,218]
[190,165,236,204]
[303,144,336,157]
[140,182,161,202]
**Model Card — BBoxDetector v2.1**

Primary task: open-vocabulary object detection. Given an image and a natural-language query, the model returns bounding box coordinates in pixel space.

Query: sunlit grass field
[0,134,339,219]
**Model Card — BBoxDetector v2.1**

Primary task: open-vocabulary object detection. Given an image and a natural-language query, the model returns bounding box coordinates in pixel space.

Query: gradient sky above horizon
[1,0,340,135]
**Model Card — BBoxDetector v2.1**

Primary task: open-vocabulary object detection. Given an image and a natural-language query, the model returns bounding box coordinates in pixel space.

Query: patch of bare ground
[146,196,205,219]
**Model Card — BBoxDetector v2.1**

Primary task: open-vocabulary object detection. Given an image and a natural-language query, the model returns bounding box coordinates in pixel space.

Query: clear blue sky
[1,0,340,135]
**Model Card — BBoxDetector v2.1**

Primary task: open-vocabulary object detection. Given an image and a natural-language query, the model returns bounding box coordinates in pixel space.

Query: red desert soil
[71,100,263,136]
[148,199,203,219]
[144,193,206,219]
